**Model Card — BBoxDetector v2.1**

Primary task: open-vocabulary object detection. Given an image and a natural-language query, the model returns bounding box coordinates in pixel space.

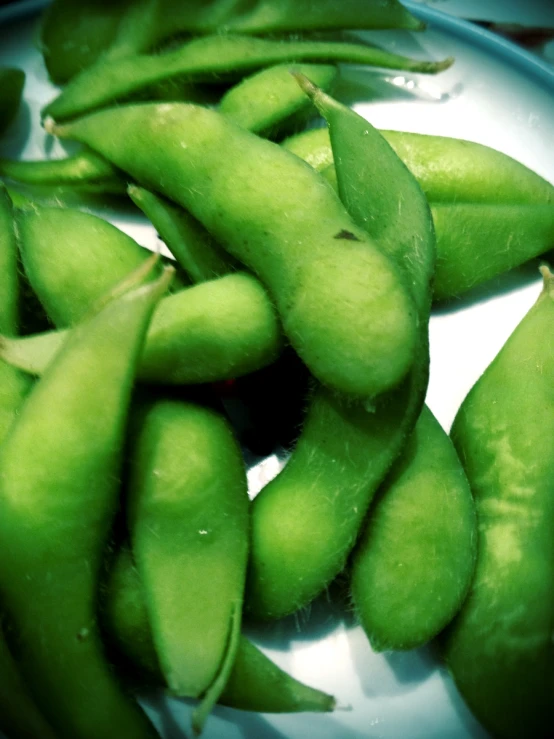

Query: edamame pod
[41,0,424,84]
[126,395,249,732]
[443,266,554,739]
[128,185,236,283]
[0,149,124,193]
[40,0,131,83]
[0,185,33,454]
[101,546,336,714]
[246,381,416,619]
[218,0,424,34]
[50,102,418,398]
[432,202,554,301]
[220,63,338,138]
[247,80,435,620]
[295,76,435,318]
[0,187,55,739]
[0,67,25,135]
[0,271,283,385]
[0,262,172,739]
[43,35,452,122]
[16,205,187,327]
[282,126,554,205]
[351,406,476,651]
[0,629,59,739]
[282,126,335,172]
[285,127,554,298]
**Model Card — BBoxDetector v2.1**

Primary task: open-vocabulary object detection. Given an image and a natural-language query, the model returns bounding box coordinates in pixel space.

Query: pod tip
[436,56,455,72]
[539,263,554,297]
[291,70,319,100]
[42,115,57,135]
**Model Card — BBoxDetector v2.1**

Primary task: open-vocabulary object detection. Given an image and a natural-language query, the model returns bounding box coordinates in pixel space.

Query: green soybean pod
[50,102,418,399]
[220,0,424,34]
[0,189,55,739]
[0,68,25,135]
[0,262,172,739]
[0,185,19,337]
[442,266,554,739]
[41,0,423,84]
[351,406,476,651]
[282,126,335,172]
[42,35,451,123]
[285,128,554,298]
[283,126,554,206]
[246,381,418,620]
[0,629,59,739]
[0,271,283,385]
[16,205,187,328]
[40,0,132,83]
[126,395,249,732]
[247,80,435,620]
[295,76,435,319]
[432,202,554,301]
[0,186,33,439]
[220,63,338,138]
[101,546,336,714]
[0,149,124,192]
[128,185,236,283]
[382,129,554,205]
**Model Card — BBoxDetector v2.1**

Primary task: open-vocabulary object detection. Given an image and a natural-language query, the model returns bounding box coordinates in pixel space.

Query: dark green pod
[0,68,25,135]
[444,267,554,738]
[0,188,54,739]
[40,0,132,83]
[43,35,451,122]
[128,185,235,283]
[40,0,423,85]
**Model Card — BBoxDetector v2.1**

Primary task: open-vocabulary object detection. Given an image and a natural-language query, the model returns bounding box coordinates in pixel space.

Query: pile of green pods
[0,1,553,738]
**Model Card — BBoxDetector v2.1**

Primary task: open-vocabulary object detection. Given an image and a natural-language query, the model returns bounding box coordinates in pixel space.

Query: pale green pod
[247,80,434,620]
[432,203,554,301]
[282,126,554,205]
[444,267,554,738]
[351,406,476,651]
[0,271,283,385]
[126,396,250,731]
[0,262,172,739]
[0,149,124,192]
[220,63,338,138]
[49,102,419,398]
[16,205,186,327]
[101,547,336,714]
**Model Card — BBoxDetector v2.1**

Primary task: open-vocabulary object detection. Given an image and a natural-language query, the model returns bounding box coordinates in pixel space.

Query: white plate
[1,3,553,739]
